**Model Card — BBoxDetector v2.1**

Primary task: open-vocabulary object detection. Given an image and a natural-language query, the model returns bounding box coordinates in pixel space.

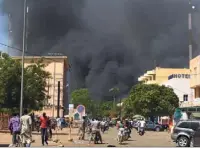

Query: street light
[20,0,28,117]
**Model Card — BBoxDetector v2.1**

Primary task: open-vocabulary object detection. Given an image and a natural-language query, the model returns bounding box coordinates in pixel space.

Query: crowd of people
[8,110,147,147]
[8,109,67,147]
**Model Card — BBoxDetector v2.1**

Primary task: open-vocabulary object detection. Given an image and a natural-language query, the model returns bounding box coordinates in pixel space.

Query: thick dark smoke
[1,0,200,100]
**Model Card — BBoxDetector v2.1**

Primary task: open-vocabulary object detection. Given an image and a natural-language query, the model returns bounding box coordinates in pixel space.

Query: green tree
[123,83,179,117]
[0,53,51,113]
[98,101,113,117]
[71,88,94,115]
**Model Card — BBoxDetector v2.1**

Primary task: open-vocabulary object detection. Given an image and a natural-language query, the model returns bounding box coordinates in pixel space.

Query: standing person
[20,109,32,147]
[40,112,49,146]
[80,116,86,140]
[56,117,62,130]
[8,113,21,147]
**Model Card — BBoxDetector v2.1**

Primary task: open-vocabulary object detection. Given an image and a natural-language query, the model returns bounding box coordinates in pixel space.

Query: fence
[0,113,10,130]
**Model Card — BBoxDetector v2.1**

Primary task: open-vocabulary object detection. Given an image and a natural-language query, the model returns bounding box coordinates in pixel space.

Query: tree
[98,101,113,117]
[0,53,51,113]
[71,88,94,114]
[123,83,179,117]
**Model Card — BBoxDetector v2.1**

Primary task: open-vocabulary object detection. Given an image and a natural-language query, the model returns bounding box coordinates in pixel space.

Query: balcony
[138,76,146,81]
[147,70,156,75]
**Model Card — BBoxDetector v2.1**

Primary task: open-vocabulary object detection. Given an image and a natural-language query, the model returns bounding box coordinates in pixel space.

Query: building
[138,67,190,85]
[190,55,200,107]
[12,56,69,117]
[161,74,193,108]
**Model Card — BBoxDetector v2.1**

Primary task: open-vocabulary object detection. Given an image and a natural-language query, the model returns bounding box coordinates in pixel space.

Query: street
[0,127,175,147]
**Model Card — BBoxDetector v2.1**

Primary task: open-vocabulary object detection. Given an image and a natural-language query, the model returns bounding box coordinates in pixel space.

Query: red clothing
[40,116,49,128]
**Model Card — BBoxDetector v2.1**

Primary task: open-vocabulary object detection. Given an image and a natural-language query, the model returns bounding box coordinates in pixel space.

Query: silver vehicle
[171,120,200,147]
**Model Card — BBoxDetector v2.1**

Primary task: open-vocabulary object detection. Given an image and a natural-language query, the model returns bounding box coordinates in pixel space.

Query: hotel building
[138,67,190,85]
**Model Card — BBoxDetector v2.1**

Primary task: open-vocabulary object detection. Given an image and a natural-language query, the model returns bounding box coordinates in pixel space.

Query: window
[183,94,188,101]
[190,122,199,131]
[177,122,190,128]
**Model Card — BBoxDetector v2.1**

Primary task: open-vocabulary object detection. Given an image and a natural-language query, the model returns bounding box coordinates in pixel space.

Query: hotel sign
[168,74,190,80]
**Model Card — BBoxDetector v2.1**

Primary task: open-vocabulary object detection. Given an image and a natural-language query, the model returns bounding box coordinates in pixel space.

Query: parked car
[145,121,163,132]
[190,127,200,147]
[171,120,200,147]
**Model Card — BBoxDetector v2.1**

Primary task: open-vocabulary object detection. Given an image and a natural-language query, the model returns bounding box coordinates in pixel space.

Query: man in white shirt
[91,118,102,143]
[20,109,32,147]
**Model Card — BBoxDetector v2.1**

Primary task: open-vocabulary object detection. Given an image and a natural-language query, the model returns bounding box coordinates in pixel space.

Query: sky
[0,0,8,53]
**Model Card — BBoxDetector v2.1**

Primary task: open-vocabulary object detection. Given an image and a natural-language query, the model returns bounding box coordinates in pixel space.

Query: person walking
[8,113,21,147]
[20,109,32,147]
[40,112,49,146]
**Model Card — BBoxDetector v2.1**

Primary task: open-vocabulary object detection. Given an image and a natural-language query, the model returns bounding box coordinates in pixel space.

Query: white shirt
[91,120,100,131]
[139,121,146,127]
[20,115,32,134]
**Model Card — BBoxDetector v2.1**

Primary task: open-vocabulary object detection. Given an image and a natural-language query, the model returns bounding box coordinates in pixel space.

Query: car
[171,120,200,147]
[145,121,163,132]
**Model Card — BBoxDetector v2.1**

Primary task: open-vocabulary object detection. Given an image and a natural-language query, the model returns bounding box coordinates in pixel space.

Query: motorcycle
[117,128,125,144]
[138,127,145,136]
[91,130,101,144]
[124,127,130,141]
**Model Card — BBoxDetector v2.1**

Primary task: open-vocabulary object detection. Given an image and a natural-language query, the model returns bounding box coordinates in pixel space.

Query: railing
[0,113,10,130]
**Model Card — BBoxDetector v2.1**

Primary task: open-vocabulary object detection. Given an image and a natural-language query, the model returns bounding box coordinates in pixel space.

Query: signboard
[168,74,190,80]
[77,105,85,114]
[76,105,85,118]
[69,104,74,117]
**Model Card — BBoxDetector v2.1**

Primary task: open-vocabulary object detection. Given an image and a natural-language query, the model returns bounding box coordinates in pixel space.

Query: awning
[191,112,200,118]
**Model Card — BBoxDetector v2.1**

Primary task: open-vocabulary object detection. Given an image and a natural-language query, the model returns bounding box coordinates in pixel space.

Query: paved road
[0,127,176,147]
[73,127,175,147]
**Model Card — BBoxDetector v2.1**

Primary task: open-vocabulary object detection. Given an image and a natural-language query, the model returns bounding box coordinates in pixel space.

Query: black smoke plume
[1,0,200,100]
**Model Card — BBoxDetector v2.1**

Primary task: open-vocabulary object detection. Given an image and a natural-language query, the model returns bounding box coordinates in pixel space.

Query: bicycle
[15,133,23,147]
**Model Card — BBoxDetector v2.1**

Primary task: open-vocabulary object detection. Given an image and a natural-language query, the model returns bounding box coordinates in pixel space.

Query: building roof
[12,56,68,60]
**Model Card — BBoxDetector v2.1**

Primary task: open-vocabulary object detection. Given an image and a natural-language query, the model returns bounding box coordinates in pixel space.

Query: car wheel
[155,127,160,132]
[177,136,189,147]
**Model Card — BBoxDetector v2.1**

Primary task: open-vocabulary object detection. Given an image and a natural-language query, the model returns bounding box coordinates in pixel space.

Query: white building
[161,74,194,107]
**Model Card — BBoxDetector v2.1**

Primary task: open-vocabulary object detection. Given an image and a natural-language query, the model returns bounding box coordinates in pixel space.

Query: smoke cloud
[1,0,200,100]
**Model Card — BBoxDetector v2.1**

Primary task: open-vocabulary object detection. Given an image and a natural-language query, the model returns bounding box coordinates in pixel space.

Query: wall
[190,55,200,88]
[161,78,194,107]
[155,67,190,85]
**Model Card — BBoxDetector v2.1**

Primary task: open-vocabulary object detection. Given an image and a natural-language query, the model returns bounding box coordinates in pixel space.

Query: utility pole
[8,14,12,55]
[188,0,193,61]
[188,0,195,106]
[57,81,61,118]
[20,0,27,117]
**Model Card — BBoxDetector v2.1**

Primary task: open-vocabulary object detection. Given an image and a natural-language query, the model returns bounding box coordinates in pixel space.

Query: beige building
[12,56,69,117]
[190,55,200,107]
[138,67,190,85]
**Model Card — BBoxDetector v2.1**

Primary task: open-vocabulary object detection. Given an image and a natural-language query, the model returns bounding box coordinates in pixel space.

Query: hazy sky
[0,0,7,52]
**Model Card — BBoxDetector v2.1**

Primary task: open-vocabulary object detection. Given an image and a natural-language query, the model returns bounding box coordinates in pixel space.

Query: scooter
[138,127,145,136]
[124,127,130,141]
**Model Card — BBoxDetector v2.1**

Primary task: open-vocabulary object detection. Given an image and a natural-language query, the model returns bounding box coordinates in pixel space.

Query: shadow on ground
[0,144,9,147]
